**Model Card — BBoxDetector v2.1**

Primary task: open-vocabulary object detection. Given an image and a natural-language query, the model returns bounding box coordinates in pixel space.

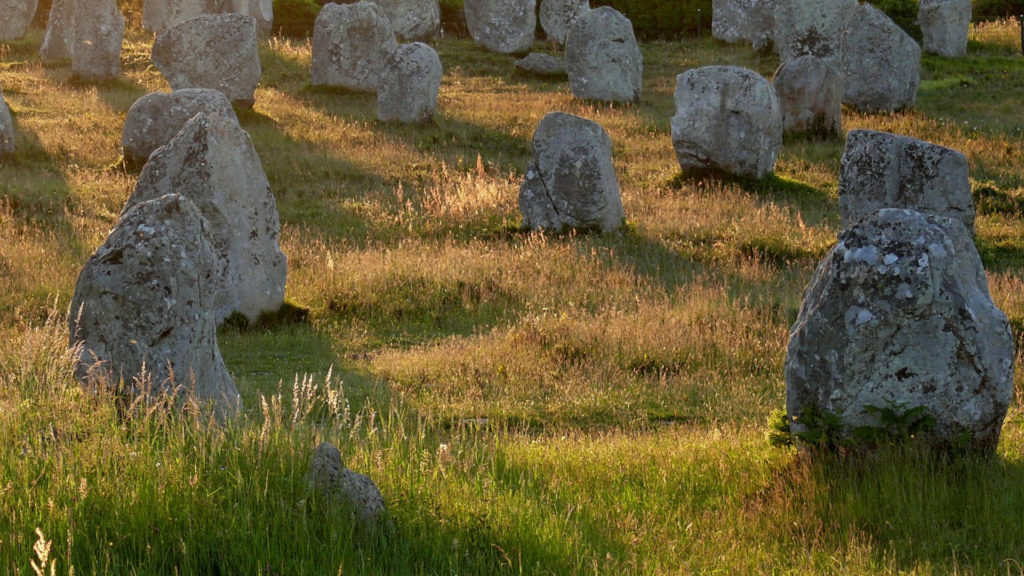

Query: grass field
[2,14,1024,575]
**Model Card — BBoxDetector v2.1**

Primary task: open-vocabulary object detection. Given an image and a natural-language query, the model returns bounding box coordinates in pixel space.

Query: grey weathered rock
[307,442,388,534]
[0,0,38,41]
[515,53,567,78]
[671,66,783,179]
[840,4,921,112]
[121,89,240,167]
[519,112,623,233]
[220,0,273,37]
[377,42,442,124]
[565,7,642,103]
[142,0,217,34]
[0,87,14,156]
[773,0,856,63]
[772,55,842,136]
[839,130,973,234]
[68,193,240,416]
[919,0,971,58]
[464,0,536,54]
[311,2,398,92]
[712,0,776,50]
[152,14,262,107]
[539,0,588,45]
[368,0,440,41]
[71,0,124,81]
[40,0,75,63]
[785,209,1014,453]
[125,113,287,325]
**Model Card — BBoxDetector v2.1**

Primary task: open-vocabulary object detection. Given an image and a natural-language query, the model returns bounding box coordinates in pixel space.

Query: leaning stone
[919,0,971,58]
[121,89,240,167]
[307,442,388,535]
[785,209,1014,454]
[519,112,624,233]
[368,0,440,41]
[839,4,921,113]
[125,113,287,325]
[152,14,262,107]
[539,0,588,45]
[839,130,973,234]
[71,0,124,81]
[772,55,842,136]
[311,2,398,92]
[773,0,856,63]
[671,66,783,179]
[68,193,240,417]
[712,0,776,50]
[0,87,14,156]
[514,53,566,78]
[377,42,442,124]
[0,0,38,41]
[142,0,217,34]
[464,0,536,54]
[40,0,75,63]
[565,6,642,103]
[220,0,274,37]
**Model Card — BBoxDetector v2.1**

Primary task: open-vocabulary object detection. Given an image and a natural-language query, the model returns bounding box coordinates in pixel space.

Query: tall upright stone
[919,0,971,58]
[368,0,440,41]
[142,0,218,34]
[377,42,443,124]
[773,0,857,63]
[712,0,776,50]
[40,0,75,63]
[464,0,536,54]
[565,7,642,103]
[221,0,274,37]
[772,55,843,136]
[539,0,589,46]
[121,89,240,167]
[0,87,14,156]
[0,0,38,41]
[71,0,124,81]
[839,4,921,112]
[311,2,398,92]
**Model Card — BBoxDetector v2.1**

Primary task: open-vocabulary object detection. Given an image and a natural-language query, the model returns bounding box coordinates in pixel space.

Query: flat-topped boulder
[786,209,1014,454]
[0,0,38,41]
[672,66,783,179]
[773,0,856,63]
[515,53,567,78]
[125,113,287,325]
[142,0,218,34]
[464,0,536,54]
[378,42,443,124]
[68,193,240,417]
[919,0,971,57]
[311,2,398,91]
[369,0,440,41]
[121,89,240,167]
[839,4,921,112]
[40,0,74,63]
[565,6,642,103]
[0,87,14,156]
[539,0,588,45]
[712,0,776,50]
[519,112,624,233]
[772,55,843,136]
[152,13,262,107]
[71,0,124,81]
[839,130,973,233]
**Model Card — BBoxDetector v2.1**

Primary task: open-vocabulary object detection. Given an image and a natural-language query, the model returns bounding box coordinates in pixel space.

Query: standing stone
[773,0,856,63]
[565,7,642,103]
[671,66,783,179]
[368,0,440,41]
[152,14,262,107]
[0,87,14,156]
[840,4,921,113]
[377,42,442,124]
[40,0,74,63]
[839,130,973,234]
[142,0,218,34]
[71,0,124,81]
[772,55,842,136]
[785,209,1014,453]
[919,0,971,58]
[712,0,776,50]
[307,442,388,534]
[539,0,588,46]
[519,112,624,233]
[121,89,240,167]
[464,0,536,54]
[311,2,399,92]
[0,0,38,41]
[220,0,273,37]
[125,113,287,325]
[68,193,240,416]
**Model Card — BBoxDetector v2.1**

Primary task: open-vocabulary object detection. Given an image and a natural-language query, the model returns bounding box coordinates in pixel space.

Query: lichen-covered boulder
[519,112,623,233]
[839,4,921,112]
[464,0,536,54]
[377,42,442,124]
[772,54,842,136]
[515,53,567,78]
[121,89,239,167]
[0,87,14,156]
[565,7,642,103]
[773,0,856,63]
[368,0,440,41]
[71,0,124,81]
[68,193,240,417]
[919,0,970,58]
[125,113,287,325]
[0,0,38,41]
[539,0,588,45]
[307,442,388,534]
[152,13,262,107]
[839,130,973,234]
[671,66,783,179]
[220,0,273,36]
[712,0,776,50]
[785,209,1014,453]
[311,2,398,91]
[40,0,75,62]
